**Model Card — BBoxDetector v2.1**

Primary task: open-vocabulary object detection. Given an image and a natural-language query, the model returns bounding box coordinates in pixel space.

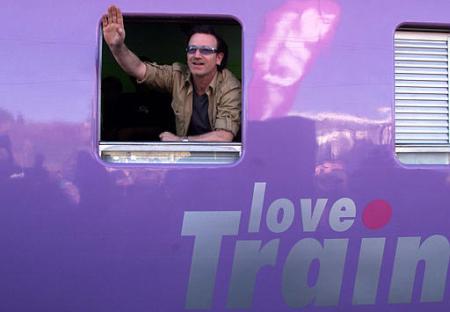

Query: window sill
[99,142,242,164]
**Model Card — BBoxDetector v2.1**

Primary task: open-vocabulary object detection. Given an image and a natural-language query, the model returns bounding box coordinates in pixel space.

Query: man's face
[187,33,224,79]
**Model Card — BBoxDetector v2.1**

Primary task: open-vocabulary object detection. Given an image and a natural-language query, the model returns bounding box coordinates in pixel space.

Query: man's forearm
[159,130,234,142]
[109,44,147,81]
[186,130,234,142]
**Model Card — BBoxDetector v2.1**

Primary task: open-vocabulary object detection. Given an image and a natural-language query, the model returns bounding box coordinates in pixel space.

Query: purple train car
[2,0,450,311]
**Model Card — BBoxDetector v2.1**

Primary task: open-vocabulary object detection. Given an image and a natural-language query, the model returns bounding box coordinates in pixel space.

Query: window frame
[394,27,450,164]
[97,14,243,165]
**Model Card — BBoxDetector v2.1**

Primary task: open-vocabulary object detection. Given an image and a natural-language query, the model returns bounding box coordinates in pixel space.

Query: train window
[98,14,242,164]
[395,27,450,164]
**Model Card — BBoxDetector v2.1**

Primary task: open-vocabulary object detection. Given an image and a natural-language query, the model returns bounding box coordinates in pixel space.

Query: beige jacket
[138,62,241,136]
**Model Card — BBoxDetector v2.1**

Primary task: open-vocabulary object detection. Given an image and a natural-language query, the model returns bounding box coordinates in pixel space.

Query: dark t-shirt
[187,92,212,136]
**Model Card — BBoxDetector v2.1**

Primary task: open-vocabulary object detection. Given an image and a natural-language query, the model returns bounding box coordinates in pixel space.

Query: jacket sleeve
[136,62,175,93]
[214,81,241,136]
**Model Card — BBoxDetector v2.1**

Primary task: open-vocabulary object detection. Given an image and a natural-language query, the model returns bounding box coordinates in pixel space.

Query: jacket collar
[184,69,221,95]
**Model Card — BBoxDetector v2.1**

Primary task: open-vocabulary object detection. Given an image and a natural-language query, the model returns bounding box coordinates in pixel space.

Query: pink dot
[362,199,392,230]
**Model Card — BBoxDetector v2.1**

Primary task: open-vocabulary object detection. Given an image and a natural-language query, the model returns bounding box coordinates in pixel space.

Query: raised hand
[102,5,126,49]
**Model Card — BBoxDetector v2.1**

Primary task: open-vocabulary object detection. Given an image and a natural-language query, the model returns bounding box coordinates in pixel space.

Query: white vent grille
[395,31,450,145]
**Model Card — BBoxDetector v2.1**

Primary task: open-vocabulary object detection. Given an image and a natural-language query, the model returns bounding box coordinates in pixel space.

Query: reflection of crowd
[0,130,92,207]
[0,133,76,206]
[101,75,175,141]
[0,117,170,210]
[0,135,20,182]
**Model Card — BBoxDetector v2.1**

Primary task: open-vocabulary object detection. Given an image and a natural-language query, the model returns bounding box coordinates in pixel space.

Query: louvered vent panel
[395,32,450,145]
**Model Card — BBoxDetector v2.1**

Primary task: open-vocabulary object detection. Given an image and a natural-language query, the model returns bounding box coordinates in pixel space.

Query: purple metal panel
[1,0,450,311]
